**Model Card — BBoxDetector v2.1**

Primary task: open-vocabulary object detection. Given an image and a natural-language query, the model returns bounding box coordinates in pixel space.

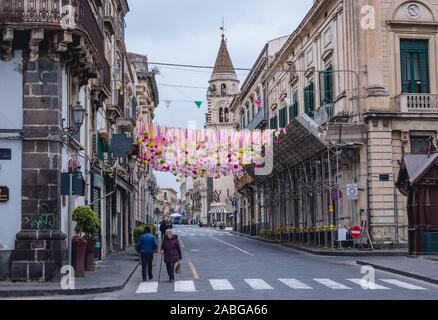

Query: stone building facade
[232,0,438,248]
[0,0,159,281]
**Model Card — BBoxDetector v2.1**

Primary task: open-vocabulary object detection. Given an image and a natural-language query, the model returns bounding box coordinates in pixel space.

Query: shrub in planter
[72,206,101,272]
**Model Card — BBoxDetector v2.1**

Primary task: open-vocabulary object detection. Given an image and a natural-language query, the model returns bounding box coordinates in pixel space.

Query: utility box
[337,228,347,241]
[423,232,438,253]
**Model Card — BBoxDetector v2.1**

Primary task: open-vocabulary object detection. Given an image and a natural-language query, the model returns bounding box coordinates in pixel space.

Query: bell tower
[206,29,239,130]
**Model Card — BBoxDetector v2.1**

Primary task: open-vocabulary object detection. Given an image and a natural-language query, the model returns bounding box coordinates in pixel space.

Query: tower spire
[220,17,225,40]
[212,19,236,77]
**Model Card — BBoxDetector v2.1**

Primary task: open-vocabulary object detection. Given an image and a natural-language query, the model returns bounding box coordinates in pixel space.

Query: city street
[18,225,438,300]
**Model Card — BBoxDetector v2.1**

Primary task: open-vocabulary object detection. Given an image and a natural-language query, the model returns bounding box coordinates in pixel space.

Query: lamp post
[63,102,86,268]
[62,102,86,136]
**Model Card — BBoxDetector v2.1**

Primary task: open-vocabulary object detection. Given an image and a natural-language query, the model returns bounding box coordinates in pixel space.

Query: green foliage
[72,206,101,238]
[134,224,157,251]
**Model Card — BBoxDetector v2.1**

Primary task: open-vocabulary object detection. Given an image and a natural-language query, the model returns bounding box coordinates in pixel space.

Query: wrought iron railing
[0,0,104,63]
[395,94,438,113]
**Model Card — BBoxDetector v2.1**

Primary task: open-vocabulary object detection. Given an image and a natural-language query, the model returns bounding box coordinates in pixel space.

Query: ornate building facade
[232,0,438,249]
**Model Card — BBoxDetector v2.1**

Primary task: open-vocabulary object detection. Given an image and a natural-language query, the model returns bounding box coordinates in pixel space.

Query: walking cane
[158,253,163,283]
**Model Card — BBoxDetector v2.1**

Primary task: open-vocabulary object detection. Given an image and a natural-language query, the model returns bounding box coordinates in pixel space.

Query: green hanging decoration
[195,101,202,109]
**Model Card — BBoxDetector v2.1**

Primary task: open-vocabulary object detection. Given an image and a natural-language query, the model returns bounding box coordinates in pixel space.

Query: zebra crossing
[135,277,429,294]
[175,232,233,237]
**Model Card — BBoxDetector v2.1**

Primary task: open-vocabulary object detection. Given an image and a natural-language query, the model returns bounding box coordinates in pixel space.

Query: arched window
[210,84,216,95]
[224,108,229,123]
[219,107,224,123]
[221,84,227,96]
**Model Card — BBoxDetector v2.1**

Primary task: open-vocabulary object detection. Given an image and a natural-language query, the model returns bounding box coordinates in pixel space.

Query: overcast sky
[125,0,313,194]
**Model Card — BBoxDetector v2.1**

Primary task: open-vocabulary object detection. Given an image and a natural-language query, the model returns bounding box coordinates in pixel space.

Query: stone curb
[356,260,438,285]
[228,231,408,257]
[0,261,140,298]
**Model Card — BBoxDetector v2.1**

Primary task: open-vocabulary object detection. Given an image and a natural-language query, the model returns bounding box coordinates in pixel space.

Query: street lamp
[62,101,86,135]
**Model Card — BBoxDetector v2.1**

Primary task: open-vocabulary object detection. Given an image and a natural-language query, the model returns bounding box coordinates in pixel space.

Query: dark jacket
[137,233,158,254]
[159,222,167,233]
[161,235,182,263]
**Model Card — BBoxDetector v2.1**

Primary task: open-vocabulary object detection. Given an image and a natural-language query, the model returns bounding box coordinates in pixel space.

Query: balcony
[314,104,334,125]
[395,94,438,113]
[0,0,105,64]
[246,108,267,131]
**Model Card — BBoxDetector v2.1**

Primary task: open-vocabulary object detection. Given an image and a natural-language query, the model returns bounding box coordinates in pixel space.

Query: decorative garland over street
[136,122,286,181]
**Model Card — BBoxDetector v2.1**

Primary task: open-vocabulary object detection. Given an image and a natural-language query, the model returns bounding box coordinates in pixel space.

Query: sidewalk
[357,256,438,285]
[0,247,139,298]
[229,231,408,257]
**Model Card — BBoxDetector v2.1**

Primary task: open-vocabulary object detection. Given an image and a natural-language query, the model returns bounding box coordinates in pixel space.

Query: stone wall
[10,45,66,282]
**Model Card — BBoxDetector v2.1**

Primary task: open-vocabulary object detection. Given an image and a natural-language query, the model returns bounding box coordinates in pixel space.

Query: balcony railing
[0,0,104,63]
[395,94,438,113]
[314,104,334,125]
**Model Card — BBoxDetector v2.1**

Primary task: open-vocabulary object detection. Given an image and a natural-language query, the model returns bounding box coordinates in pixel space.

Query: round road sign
[351,226,362,239]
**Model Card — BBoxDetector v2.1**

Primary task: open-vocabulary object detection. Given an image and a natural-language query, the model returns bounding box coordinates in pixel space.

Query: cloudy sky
[125,0,313,194]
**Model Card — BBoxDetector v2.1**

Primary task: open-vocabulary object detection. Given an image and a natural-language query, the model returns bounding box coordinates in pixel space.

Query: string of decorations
[135,123,287,182]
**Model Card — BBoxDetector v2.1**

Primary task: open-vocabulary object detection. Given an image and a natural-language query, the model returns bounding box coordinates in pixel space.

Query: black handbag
[175,262,181,274]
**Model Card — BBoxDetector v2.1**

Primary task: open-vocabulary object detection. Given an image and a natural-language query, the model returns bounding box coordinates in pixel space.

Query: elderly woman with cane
[160,229,182,282]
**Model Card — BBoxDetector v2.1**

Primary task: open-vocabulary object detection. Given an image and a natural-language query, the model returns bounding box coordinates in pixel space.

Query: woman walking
[161,229,182,282]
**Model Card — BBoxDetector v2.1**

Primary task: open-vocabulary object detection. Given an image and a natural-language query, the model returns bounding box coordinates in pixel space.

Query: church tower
[199,31,239,226]
[205,33,239,130]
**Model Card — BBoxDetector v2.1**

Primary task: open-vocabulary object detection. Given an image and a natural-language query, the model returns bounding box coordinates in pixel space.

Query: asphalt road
[18,225,438,300]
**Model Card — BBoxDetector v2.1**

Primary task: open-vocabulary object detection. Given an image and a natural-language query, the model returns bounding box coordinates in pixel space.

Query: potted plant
[84,208,101,272]
[72,206,101,273]
[72,206,91,277]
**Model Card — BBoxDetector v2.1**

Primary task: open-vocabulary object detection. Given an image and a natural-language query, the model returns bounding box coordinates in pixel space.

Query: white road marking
[244,279,274,290]
[209,279,234,291]
[136,282,158,294]
[175,280,197,292]
[314,279,351,290]
[347,279,390,290]
[381,279,428,290]
[209,236,254,256]
[279,279,313,289]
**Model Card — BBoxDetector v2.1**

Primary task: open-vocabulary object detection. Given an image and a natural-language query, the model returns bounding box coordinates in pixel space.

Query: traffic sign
[351,226,362,239]
[232,201,237,209]
[347,184,359,201]
[330,188,342,201]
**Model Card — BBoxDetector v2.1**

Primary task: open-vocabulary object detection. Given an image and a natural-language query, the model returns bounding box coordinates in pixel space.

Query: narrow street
[23,225,438,300]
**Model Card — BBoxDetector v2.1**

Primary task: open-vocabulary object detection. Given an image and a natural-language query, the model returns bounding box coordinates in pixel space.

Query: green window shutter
[304,82,315,118]
[400,39,429,94]
[279,108,287,128]
[324,65,333,104]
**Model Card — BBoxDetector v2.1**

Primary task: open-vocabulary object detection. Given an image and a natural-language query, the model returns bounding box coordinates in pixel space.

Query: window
[270,115,278,130]
[289,90,299,121]
[304,82,315,118]
[221,84,227,96]
[401,39,429,93]
[219,107,224,123]
[224,108,229,123]
[246,105,250,124]
[411,136,432,154]
[279,107,287,128]
[320,64,334,105]
[241,109,245,129]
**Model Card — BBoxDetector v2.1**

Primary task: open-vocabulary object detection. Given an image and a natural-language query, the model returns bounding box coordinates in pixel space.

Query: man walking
[137,226,158,282]
[159,220,167,239]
